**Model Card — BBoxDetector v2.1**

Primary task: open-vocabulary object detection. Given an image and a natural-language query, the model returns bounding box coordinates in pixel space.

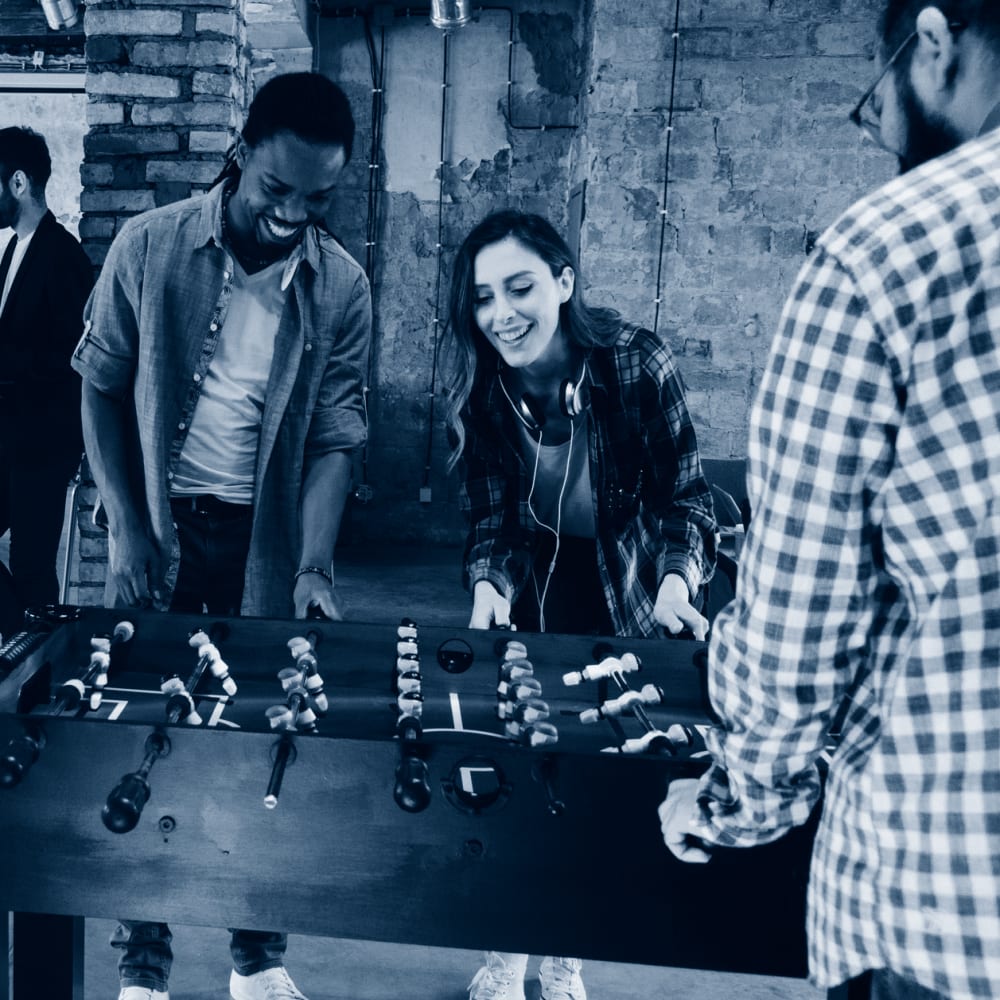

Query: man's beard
[896,74,964,173]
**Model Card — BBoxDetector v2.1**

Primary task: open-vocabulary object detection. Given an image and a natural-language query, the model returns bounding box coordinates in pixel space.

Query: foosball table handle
[533,755,566,817]
[394,753,431,813]
[0,728,44,789]
[102,730,171,834]
[264,733,297,809]
[393,714,431,813]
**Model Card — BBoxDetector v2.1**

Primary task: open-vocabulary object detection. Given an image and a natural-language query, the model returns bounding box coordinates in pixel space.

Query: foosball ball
[0,606,816,997]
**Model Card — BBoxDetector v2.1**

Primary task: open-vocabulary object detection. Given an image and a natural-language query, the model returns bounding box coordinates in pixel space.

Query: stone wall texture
[318,0,892,550]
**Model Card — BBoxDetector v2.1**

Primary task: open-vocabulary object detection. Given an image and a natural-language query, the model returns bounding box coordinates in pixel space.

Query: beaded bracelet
[294,565,333,585]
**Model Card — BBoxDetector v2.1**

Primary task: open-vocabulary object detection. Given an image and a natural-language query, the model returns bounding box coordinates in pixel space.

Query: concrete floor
[3,528,823,1000]
[80,920,823,1000]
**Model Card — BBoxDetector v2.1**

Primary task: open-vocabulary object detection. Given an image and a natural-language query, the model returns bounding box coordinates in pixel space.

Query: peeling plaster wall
[317,0,890,551]
[318,4,582,548]
[0,92,87,237]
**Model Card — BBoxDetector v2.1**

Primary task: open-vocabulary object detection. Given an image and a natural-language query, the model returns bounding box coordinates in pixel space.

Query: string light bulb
[430,0,471,31]
[39,0,79,30]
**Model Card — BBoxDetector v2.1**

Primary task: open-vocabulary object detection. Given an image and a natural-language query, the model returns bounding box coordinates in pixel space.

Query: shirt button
[209,323,219,332]
[178,421,186,430]
[166,471,174,481]
[304,342,313,352]
[193,373,201,382]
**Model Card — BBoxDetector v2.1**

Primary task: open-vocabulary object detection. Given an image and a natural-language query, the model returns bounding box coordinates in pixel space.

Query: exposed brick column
[67,0,251,607]
[79,0,249,266]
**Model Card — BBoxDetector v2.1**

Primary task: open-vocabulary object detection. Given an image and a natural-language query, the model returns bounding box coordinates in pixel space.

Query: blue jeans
[114,498,287,988]
[110,922,287,989]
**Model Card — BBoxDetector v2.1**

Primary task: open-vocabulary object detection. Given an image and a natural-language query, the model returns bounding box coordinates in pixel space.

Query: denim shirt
[72,182,372,617]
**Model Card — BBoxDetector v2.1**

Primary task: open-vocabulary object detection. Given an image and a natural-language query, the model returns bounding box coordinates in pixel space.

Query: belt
[170,494,253,518]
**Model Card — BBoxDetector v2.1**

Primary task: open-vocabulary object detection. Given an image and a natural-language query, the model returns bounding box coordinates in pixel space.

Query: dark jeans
[0,438,81,613]
[511,535,614,636]
[168,496,254,615]
[111,922,287,990]
[830,969,951,1000]
[114,496,288,988]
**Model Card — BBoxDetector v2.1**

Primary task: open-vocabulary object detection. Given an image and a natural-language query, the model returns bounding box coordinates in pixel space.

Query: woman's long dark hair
[212,72,356,188]
[444,210,621,470]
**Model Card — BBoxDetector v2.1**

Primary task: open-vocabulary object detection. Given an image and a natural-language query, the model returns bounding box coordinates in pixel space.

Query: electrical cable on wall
[652,0,682,336]
[315,2,579,506]
[313,5,387,504]
[482,5,579,132]
[354,13,388,504]
[420,28,452,504]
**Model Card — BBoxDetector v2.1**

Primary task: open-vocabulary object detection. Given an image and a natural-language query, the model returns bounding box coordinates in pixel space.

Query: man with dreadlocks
[72,72,371,1000]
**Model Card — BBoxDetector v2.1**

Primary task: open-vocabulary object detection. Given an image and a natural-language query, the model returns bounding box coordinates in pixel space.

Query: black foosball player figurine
[442,210,717,1000]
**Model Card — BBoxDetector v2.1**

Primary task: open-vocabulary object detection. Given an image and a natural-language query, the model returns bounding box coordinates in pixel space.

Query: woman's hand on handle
[469,580,512,630]
[653,573,708,641]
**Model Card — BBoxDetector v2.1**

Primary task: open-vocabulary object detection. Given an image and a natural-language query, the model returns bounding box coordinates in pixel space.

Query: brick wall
[63,0,898,600]
[80,0,247,266]
[318,0,893,549]
[577,0,894,458]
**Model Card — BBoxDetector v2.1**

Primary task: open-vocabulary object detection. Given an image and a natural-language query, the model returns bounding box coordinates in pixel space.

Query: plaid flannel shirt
[460,322,716,638]
[693,127,1000,998]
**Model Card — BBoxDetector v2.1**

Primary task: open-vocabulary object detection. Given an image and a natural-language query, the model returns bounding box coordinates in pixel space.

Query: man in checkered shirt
[660,4,1000,999]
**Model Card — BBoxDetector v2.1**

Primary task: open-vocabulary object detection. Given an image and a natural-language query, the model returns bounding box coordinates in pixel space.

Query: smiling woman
[444,208,717,640]
[443,207,718,1000]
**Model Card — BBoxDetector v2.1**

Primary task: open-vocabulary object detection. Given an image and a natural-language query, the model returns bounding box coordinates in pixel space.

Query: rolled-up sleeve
[71,222,144,399]
[641,344,717,598]
[305,269,372,458]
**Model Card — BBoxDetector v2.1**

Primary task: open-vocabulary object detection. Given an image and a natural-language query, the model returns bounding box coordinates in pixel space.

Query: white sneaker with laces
[118,989,169,1000]
[539,956,586,1000]
[229,966,308,1000]
[467,951,528,1000]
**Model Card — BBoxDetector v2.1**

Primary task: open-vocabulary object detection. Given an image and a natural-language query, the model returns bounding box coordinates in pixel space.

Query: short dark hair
[244,72,356,162]
[0,126,51,191]
[880,1,1000,55]
[213,72,356,188]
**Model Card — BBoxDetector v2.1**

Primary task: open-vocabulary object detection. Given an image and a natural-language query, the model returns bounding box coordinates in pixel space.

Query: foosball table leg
[9,913,84,1000]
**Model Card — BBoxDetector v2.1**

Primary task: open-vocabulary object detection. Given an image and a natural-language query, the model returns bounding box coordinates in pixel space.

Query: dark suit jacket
[0,210,93,457]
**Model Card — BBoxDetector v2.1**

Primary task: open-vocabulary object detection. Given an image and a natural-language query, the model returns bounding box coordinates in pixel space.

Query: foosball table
[0,606,816,998]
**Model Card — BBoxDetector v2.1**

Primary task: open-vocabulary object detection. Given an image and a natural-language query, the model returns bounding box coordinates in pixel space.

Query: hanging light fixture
[39,0,80,30]
[430,0,471,31]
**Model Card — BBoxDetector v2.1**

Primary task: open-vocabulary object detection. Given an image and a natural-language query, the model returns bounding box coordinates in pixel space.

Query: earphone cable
[527,418,574,633]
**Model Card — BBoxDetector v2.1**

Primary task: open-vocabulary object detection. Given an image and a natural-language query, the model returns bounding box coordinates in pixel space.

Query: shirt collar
[196,180,322,287]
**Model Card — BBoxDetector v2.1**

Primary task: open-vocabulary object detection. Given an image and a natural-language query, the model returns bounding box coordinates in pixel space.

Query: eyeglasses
[849,22,966,151]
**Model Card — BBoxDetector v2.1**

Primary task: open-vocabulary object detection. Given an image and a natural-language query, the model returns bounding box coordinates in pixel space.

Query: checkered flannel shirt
[460,322,716,638]
[693,127,1000,998]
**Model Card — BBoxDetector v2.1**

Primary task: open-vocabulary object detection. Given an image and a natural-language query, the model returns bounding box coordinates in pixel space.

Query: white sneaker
[467,952,528,1000]
[118,989,169,1000]
[230,967,308,1000]
[539,956,586,1000]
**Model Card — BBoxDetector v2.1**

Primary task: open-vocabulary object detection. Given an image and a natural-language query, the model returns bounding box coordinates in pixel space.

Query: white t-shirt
[0,229,36,316]
[171,258,286,503]
[519,415,595,539]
